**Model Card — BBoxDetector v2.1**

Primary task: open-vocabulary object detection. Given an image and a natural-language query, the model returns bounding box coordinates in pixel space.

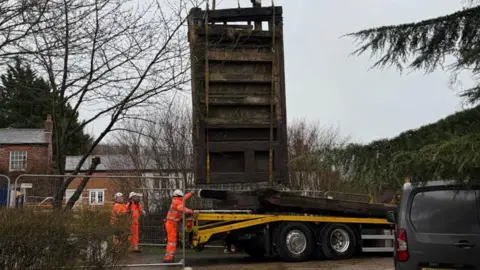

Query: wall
[66,171,140,207]
[0,144,50,174]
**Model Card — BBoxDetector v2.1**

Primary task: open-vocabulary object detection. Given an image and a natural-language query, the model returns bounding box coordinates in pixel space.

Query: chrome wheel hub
[285,229,307,255]
[330,228,350,253]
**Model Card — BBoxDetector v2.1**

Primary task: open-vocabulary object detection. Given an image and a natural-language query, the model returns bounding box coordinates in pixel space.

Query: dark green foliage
[392,133,480,181]
[0,58,51,128]
[336,106,480,189]
[0,58,93,157]
[347,4,480,104]
[344,2,480,188]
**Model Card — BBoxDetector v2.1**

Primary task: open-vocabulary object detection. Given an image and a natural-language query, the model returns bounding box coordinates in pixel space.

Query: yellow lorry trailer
[185,189,396,262]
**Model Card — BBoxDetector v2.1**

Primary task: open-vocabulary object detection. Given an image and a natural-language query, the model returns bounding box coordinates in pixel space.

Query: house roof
[0,129,49,144]
[65,154,193,172]
[65,155,139,171]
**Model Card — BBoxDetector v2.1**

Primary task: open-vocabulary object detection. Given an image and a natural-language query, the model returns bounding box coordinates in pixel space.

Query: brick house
[64,154,193,210]
[0,115,53,206]
[64,155,141,208]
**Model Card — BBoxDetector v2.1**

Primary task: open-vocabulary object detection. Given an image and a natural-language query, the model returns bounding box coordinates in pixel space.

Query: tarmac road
[123,249,394,270]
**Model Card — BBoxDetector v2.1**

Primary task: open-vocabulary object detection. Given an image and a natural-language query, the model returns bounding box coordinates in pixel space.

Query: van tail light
[396,228,409,262]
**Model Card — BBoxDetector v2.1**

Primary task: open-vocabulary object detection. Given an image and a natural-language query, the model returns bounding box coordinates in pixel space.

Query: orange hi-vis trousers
[128,203,142,251]
[164,220,177,262]
[129,221,139,250]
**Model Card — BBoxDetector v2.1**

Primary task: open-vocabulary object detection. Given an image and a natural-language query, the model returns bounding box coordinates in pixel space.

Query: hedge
[0,207,130,269]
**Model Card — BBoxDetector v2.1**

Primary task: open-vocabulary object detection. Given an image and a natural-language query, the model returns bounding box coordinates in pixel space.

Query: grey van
[388,180,480,270]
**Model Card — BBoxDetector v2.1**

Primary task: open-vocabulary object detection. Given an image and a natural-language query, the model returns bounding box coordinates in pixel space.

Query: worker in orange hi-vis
[164,189,194,263]
[110,192,128,246]
[127,192,145,253]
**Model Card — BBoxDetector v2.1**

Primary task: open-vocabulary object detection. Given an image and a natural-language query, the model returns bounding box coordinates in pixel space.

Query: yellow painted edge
[196,213,389,224]
[197,213,272,221]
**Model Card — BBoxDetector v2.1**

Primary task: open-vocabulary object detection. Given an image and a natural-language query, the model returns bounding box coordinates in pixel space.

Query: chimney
[44,114,53,133]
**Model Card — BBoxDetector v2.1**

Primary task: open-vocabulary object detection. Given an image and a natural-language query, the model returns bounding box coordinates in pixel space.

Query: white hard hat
[114,192,123,198]
[129,192,143,199]
[173,189,184,197]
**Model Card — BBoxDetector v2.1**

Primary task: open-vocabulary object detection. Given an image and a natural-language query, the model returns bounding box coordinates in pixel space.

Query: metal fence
[12,173,188,268]
[7,173,372,267]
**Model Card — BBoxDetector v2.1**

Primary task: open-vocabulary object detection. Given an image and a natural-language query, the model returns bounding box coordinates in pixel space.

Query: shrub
[0,207,130,269]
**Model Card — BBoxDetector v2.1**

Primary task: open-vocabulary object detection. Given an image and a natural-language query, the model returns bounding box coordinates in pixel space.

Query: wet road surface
[122,249,394,269]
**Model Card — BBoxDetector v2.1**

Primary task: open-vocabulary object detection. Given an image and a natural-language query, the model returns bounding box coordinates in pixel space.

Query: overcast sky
[84,0,471,144]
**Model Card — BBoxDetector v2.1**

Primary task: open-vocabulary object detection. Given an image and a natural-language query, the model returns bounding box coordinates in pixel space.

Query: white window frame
[88,189,105,205]
[9,151,27,171]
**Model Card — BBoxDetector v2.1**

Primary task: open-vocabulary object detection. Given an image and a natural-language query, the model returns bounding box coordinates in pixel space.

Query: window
[88,189,104,205]
[9,151,27,171]
[409,189,480,234]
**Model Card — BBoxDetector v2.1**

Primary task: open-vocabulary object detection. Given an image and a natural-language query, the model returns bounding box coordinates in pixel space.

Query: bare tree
[110,99,193,211]
[287,119,354,194]
[11,0,203,208]
[0,0,51,59]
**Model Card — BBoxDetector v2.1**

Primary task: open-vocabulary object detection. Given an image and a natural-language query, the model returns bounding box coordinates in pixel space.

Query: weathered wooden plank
[190,6,283,23]
[209,84,271,96]
[207,118,271,125]
[209,75,271,83]
[207,127,276,141]
[206,123,273,129]
[194,26,283,40]
[209,141,278,152]
[207,95,271,105]
[207,50,273,62]
[209,61,272,71]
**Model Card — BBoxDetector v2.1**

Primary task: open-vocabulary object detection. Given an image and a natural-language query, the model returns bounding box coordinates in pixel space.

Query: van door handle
[454,241,475,248]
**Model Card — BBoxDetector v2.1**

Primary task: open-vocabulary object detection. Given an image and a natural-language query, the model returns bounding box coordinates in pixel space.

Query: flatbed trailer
[186,210,395,262]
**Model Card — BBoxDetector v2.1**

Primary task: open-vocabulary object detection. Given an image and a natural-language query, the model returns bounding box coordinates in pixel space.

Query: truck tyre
[320,223,356,260]
[275,222,315,262]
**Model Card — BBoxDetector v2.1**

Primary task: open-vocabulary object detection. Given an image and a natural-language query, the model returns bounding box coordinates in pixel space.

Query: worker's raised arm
[183,191,194,201]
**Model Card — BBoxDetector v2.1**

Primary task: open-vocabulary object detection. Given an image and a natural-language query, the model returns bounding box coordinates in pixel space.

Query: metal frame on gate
[13,174,188,268]
[0,174,11,207]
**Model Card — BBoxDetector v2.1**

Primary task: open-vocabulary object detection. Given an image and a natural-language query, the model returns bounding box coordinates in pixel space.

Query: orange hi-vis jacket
[166,192,193,223]
[110,203,128,225]
[129,202,143,225]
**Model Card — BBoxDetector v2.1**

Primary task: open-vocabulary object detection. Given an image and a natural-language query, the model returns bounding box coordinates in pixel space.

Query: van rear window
[409,189,480,234]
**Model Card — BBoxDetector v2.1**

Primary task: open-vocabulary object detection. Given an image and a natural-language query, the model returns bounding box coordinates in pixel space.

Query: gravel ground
[122,249,394,270]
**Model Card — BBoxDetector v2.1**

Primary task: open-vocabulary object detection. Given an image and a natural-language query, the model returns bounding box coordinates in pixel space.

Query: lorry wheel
[275,222,315,262]
[320,223,356,260]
